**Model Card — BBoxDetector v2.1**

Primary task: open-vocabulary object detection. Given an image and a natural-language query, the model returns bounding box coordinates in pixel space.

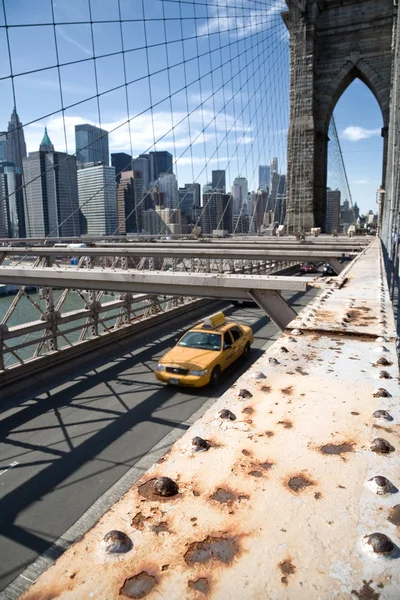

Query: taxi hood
[160,345,218,369]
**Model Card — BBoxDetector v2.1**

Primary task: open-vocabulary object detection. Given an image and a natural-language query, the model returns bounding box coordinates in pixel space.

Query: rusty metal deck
[14,239,400,600]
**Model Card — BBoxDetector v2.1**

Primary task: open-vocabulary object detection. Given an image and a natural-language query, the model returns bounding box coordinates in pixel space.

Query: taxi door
[228,326,246,360]
[221,330,235,370]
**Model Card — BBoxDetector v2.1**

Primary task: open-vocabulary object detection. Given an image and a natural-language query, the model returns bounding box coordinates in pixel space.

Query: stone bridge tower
[282,0,397,232]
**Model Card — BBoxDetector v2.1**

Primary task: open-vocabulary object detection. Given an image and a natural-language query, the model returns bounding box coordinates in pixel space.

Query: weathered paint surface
[19,239,400,599]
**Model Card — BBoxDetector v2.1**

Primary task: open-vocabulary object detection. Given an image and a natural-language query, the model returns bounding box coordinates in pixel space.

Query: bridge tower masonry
[282,0,396,233]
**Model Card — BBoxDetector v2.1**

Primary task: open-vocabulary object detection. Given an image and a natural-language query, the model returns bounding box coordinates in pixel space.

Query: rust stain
[249,470,263,478]
[280,386,294,396]
[243,407,254,415]
[265,431,274,437]
[210,488,236,504]
[120,572,157,599]
[132,512,150,530]
[259,461,274,471]
[388,504,400,526]
[188,578,210,595]
[351,412,360,416]
[161,565,169,571]
[320,442,354,455]
[287,474,314,493]
[184,536,238,565]
[241,449,251,456]
[151,522,169,535]
[138,478,179,501]
[351,580,380,600]
[277,420,293,429]
[314,492,322,500]
[279,558,296,586]
[261,385,271,393]
[295,366,309,376]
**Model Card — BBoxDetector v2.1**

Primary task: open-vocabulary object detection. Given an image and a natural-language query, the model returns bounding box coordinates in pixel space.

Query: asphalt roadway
[0,288,318,593]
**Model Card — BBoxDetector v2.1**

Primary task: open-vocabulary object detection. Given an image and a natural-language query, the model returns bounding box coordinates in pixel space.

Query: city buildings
[259,165,270,190]
[6,108,27,172]
[116,171,144,234]
[77,162,116,235]
[201,190,233,234]
[232,177,248,214]
[23,129,80,237]
[111,152,132,183]
[75,124,109,166]
[142,207,181,235]
[157,172,179,209]
[133,155,150,193]
[211,170,226,192]
[0,132,7,161]
[148,151,173,182]
[0,161,25,237]
[326,188,341,233]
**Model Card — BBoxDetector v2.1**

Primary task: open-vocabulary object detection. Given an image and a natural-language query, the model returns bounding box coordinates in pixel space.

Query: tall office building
[111,152,132,184]
[259,165,270,190]
[182,183,201,208]
[232,177,248,213]
[201,191,233,234]
[75,124,109,166]
[326,188,341,233]
[157,173,179,208]
[142,207,181,235]
[271,157,278,175]
[116,171,144,234]
[6,108,27,171]
[269,171,280,209]
[0,161,25,237]
[77,162,117,235]
[251,189,268,230]
[178,186,195,219]
[148,151,173,182]
[0,132,7,161]
[133,154,150,193]
[23,129,79,237]
[211,170,226,192]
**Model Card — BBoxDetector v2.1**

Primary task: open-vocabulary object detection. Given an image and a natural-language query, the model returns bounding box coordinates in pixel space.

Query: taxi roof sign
[203,311,226,329]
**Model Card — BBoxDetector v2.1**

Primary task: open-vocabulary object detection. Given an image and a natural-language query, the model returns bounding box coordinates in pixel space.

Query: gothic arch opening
[326,78,384,233]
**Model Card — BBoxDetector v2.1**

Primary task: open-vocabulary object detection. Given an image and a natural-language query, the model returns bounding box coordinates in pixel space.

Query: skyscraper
[142,207,181,235]
[271,157,278,175]
[6,108,27,171]
[211,170,226,192]
[75,124,109,166]
[133,155,150,194]
[201,191,233,234]
[148,151,173,182]
[157,173,179,208]
[77,163,117,235]
[326,188,341,233]
[0,132,7,161]
[111,152,132,183]
[259,165,270,190]
[232,177,248,213]
[0,161,25,237]
[23,128,80,237]
[116,171,144,234]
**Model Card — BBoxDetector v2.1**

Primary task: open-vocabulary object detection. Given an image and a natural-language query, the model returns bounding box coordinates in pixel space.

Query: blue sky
[0,0,384,214]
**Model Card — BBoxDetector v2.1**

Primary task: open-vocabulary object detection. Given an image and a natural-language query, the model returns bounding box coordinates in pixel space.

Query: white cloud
[341,126,381,142]
[197,0,286,39]
[352,179,369,185]
[56,26,92,57]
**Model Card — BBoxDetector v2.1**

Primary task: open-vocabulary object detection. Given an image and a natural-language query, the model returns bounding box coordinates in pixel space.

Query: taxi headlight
[189,368,209,376]
[156,363,165,371]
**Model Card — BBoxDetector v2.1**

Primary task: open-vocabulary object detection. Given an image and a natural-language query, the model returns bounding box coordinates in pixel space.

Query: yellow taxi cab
[154,311,254,387]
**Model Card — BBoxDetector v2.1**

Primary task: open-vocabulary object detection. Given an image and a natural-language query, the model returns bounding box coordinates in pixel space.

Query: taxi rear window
[178,331,222,351]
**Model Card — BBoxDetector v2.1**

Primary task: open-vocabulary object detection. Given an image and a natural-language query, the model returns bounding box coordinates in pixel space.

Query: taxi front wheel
[209,366,221,387]
[242,343,250,358]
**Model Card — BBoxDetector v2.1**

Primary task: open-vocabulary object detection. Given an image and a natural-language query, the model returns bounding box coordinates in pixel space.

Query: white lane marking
[0,460,19,477]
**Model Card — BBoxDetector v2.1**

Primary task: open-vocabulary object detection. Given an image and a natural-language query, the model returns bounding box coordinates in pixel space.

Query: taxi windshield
[178,331,222,351]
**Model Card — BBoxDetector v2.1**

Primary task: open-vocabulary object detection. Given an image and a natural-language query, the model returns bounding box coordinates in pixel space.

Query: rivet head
[219,409,236,420]
[153,477,179,497]
[238,388,253,399]
[192,436,209,452]
[373,410,393,421]
[291,329,303,336]
[375,356,391,366]
[102,530,132,554]
[367,476,393,495]
[279,346,289,353]
[373,388,391,398]
[376,337,388,343]
[370,438,394,454]
[251,371,266,379]
[287,337,297,343]
[379,370,391,379]
[374,346,388,353]
[364,533,395,555]
[268,357,279,364]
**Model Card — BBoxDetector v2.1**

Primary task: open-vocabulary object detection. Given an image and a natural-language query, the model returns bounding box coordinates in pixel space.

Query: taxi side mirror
[224,343,232,350]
